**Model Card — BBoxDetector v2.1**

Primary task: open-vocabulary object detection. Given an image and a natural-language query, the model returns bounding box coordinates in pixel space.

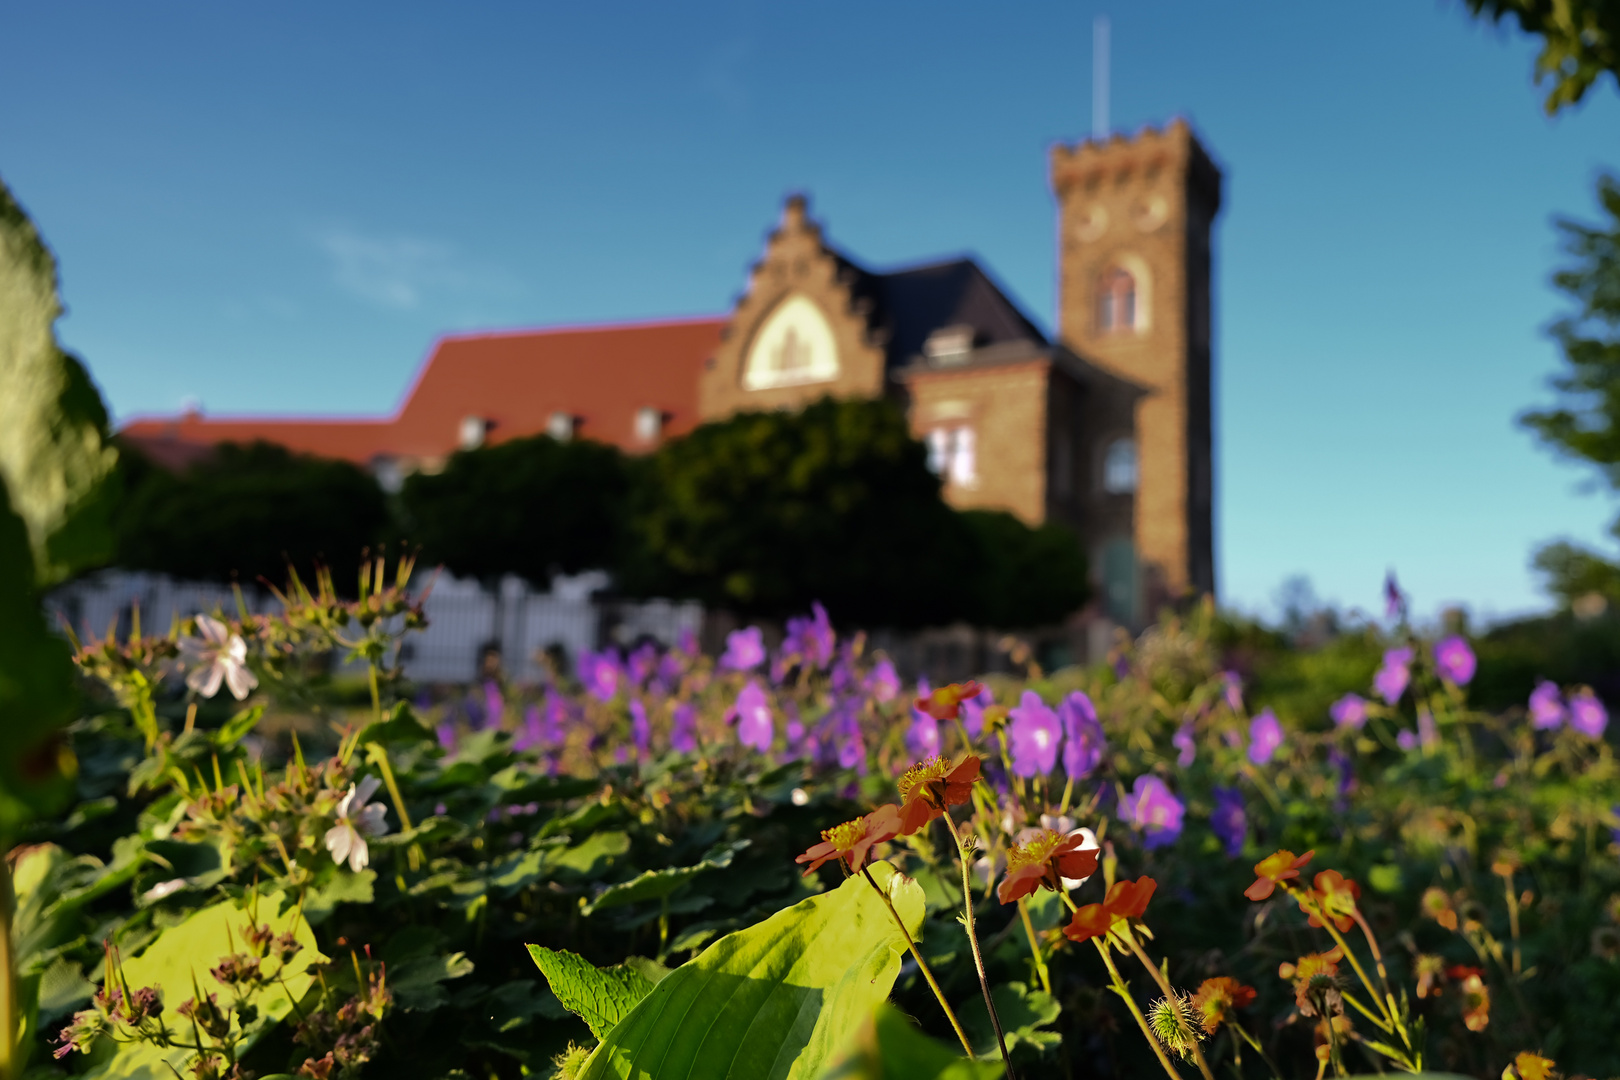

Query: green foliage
[114,440,390,590]
[399,433,631,585]
[525,947,659,1040]
[959,510,1089,627]
[576,863,923,1080]
[818,1004,1002,1080]
[1463,0,1620,112]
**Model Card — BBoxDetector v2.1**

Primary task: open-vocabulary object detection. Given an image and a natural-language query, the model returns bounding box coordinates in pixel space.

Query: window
[742,295,840,390]
[1096,266,1137,333]
[1102,438,1137,494]
[927,425,977,488]
[458,415,487,450]
[634,407,663,443]
[547,412,575,442]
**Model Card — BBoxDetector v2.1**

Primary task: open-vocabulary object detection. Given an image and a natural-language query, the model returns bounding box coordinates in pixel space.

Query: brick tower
[1051,119,1221,616]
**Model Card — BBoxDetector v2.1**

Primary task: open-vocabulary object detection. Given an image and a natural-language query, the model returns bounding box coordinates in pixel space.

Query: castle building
[122,120,1222,625]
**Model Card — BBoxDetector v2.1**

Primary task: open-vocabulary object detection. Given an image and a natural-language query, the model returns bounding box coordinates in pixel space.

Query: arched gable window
[1102,437,1138,494]
[1096,266,1137,333]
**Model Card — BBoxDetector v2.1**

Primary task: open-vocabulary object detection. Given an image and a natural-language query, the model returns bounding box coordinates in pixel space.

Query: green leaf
[576,860,924,1080]
[550,830,631,881]
[0,178,119,586]
[212,704,265,749]
[81,891,324,1080]
[958,981,1060,1058]
[526,946,659,1040]
[581,840,750,915]
[818,1003,1003,1080]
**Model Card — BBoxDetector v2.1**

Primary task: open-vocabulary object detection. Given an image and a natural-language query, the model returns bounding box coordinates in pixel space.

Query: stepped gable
[119,316,724,467]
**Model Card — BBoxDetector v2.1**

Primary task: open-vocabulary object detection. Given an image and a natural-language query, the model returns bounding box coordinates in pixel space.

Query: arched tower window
[1102,437,1138,494]
[1096,266,1137,333]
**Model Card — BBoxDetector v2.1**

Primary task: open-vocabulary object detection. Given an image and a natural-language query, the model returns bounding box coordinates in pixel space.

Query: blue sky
[3,1,1617,623]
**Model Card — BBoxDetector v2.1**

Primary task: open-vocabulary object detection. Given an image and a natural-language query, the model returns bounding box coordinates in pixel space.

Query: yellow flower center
[1005,829,1063,871]
[897,757,951,801]
[821,818,868,852]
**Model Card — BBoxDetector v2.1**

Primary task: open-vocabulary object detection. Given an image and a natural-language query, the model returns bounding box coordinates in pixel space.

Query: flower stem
[1121,931,1215,1080]
[1091,937,1184,1080]
[860,867,975,1059]
[1016,899,1051,996]
[948,817,1017,1080]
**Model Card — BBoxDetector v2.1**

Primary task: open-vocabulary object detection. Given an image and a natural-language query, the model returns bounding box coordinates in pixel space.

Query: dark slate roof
[832,255,1048,367]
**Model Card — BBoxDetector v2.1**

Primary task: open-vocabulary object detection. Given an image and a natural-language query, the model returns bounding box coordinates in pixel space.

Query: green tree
[399,433,631,587]
[960,510,1089,628]
[1462,0,1620,113]
[115,440,390,589]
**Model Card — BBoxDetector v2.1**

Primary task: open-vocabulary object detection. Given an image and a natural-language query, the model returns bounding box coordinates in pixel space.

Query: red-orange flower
[794,804,902,875]
[1063,902,1113,943]
[1299,869,1361,932]
[914,681,985,721]
[1278,946,1344,1016]
[996,829,1100,904]
[896,755,981,835]
[1104,875,1158,919]
[1190,976,1256,1035]
[1448,965,1490,1031]
[1244,848,1314,901]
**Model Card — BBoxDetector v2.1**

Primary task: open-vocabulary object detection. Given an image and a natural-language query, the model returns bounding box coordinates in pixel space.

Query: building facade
[122,121,1222,625]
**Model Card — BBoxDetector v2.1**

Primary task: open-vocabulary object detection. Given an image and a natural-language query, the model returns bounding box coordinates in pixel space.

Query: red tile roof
[119,317,725,466]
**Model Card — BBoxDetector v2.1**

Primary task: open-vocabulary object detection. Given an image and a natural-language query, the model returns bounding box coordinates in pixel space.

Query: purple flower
[783,603,836,669]
[1329,693,1368,731]
[436,721,457,751]
[721,627,766,672]
[1529,680,1565,729]
[1007,691,1062,777]
[838,724,869,773]
[730,680,774,753]
[628,643,659,687]
[1248,709,1283,766]
[1119,775,1184,850]
[1418,707,1439,751]
[1384,570,1404,620]
[865,658,899,703]
[962,685,994,738]
[1328,749,1354,803]
[1434,636,1476,686]
[1172,723,1196,768]
[1374,647,1413,705]
[907,679,942,759]
[1396,728,1418,752]
[483,680,505,730]
[1211,786,1245,857]
[1059,692,1105,778]
[1113,654,1131,681]
[578,649,622,703]
[1222,671,1244,714]
[513,704,544,752]
[670,703,698,754]
[630,699,651,758]
[1570,689,1608,738]
[677,627,699,655]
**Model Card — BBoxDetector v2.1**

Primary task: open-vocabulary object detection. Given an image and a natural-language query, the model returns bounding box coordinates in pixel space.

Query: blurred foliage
[1462,0,1620,113]
[958,510,1090,629]
[400,434,632,587]
[113,440,391,591]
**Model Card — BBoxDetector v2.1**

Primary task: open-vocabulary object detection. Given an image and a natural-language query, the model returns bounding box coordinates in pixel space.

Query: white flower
[324,776,390,872]
[178,614,258,700]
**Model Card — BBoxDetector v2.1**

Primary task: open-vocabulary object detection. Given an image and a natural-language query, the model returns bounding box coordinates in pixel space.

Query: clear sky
[3,1,1617,624]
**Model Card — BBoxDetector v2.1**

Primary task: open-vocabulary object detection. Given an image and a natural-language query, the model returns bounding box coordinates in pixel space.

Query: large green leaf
[576,861,924,1080]
[581,840,749,916]
[0,178,118,587]
[81,892,325,1080]
[526,946,658,1040]
[818,1004,1002,1080]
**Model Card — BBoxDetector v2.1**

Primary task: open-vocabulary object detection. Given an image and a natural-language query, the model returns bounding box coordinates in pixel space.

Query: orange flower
[1299,869,1361,932]
[996,829,1100,904]
[1448,965,1490,1031]
[1244,848,1314,901]
[1063,902,1113,944]
[794,804,902,875]
[1510,1052,1556,1080]
[1104,875,1158,919]
[1190,976,1256,1035]
[914,680,985,721]
[1422,886,1458,930]
[896,755,981,835]
[1278,946,1344,1016]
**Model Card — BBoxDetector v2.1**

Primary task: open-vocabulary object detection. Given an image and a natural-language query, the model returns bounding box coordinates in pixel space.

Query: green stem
[1092,937,1183,1080]
[1016,899,1051,996]
[1,859,17,1080]
[948,817,1017,1080]
[860,867,975,1059]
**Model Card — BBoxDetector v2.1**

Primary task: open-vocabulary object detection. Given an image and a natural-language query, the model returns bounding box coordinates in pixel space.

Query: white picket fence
[46,569,702,685]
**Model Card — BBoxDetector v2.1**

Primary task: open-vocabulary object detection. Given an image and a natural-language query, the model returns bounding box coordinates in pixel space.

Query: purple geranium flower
[720,627,765,672]
[436,721,457,751]
[1434,636,1476,686]
[629,699,651,758]
[1119,775,1185,850]
[1570,689,1608,738]
[730,680,774,752]
[962,685,994,738]
[1172,722,1196,768]
[483,680,505,730]
[907,678,941,758]
[1374,647,1413,705]
[670,703,698,754]
[1248,709,1283,765]
[783,603,836,670]
[1211,786,1245,857]
[837,714,868,773]
[628,643,659,687]
[1529,680,1565,729]
[676,627,699,655]
[578,649,622,703]
[1061,692,1106,778]
[1396,728,1419,752]
[1329,693,1368,731]
[865,658,900,703]
[1007,691,1062,777]
[513,704,544,752]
